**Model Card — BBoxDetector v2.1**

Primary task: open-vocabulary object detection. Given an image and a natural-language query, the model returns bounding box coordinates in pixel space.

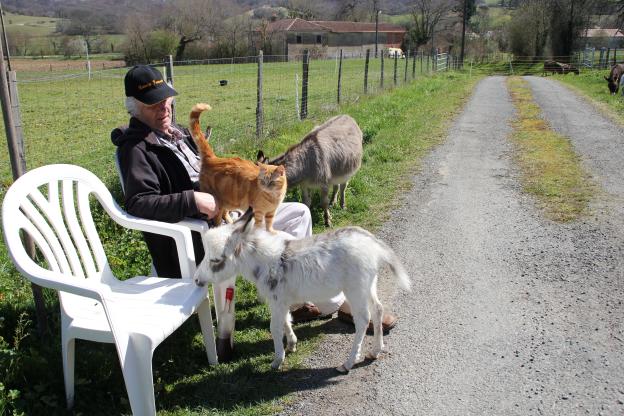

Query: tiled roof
[264,18,406,34]
[265,18,325,33]
[312,21,406,33]
[584,28,624,37]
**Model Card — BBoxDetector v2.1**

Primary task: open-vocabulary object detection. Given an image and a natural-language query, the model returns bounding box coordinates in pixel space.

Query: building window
[296,35,302,44]
[316,35,322,44]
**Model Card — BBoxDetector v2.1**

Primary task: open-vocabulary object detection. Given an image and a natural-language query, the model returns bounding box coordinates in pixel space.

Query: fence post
[2,47,49,338]
[337,49,343,104]
[164,55,176,124]
[606,48,611,67]
[420,50,423,75]
[393,51,398,85]
[364,49,370,94]
[301,49,309,120]
[615,48,618,65]
[446,53,450,71]
[380,51,385,88]
[412,49,416,78]
[404,50,409,82]
[256,50,263,140]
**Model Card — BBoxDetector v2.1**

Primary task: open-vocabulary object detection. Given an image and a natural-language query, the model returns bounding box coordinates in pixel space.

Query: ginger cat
[189,103,287,233]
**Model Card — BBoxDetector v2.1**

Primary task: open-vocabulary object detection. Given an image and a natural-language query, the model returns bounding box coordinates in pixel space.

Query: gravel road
[280,76,624,416]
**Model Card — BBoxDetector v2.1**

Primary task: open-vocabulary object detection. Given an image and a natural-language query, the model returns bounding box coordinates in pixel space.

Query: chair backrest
[2,164,119,288]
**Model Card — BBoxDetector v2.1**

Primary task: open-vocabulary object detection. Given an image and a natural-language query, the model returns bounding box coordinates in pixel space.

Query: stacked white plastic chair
[1,164,218,416]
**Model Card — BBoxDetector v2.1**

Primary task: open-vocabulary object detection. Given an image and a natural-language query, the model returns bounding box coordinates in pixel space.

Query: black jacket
[111,117,204,278]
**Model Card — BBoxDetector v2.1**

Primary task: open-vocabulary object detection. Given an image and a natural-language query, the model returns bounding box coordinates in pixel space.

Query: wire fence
[0,49,445,190]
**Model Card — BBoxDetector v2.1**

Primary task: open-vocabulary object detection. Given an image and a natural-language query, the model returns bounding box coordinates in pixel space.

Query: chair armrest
[22,267,104,301]
[96,196,196,278]
[178,217,210,234]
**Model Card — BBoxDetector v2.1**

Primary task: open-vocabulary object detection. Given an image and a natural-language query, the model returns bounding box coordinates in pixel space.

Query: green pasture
[3,12,63,37]
[555,68,624,119]
[0,56,478,414]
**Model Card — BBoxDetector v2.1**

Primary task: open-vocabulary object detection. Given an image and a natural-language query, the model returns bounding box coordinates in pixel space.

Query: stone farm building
[254,18,407,59]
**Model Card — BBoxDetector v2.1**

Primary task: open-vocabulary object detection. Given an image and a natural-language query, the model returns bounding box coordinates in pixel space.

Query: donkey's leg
[321,185,332,227]
[366,277,384,360]
[337,296,369,373]
[301,186,312,207]
[339,182,348,209]
[270,305,289,369]
[329,184,339,206]
[284,312,298,353]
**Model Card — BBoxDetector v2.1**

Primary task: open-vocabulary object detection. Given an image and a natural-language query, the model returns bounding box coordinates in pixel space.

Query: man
[113,65,396,360]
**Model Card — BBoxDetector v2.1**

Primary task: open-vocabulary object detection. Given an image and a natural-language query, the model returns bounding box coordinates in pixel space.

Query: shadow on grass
[2,297,363,415]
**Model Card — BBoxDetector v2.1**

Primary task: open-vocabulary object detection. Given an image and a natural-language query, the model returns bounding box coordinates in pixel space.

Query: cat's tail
[189,103,215,158]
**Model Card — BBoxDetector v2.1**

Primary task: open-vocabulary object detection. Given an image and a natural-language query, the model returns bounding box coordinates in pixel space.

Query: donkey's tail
[189,103,215,158]
[378,240,411,292]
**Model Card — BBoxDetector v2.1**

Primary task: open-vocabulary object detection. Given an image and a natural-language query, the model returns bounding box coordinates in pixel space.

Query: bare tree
[507,0,550,58]
[159,0,229,61]
[549,0,596,60]
[407,0,454,50]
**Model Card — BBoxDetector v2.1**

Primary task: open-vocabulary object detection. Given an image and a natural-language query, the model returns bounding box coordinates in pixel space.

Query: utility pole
[460,0,467,68]
[375,9,381,58]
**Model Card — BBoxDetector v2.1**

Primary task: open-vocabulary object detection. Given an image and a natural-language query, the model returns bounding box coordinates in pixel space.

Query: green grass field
[0,56,479,415]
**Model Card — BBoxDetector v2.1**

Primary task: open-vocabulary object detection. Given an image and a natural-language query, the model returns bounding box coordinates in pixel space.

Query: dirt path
[280,76,624,416]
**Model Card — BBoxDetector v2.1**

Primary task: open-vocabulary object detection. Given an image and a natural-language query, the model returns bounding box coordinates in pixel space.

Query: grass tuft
[507,77,595,222]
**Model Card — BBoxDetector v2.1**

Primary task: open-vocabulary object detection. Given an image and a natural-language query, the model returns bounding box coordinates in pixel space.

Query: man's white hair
[125,96,141,118]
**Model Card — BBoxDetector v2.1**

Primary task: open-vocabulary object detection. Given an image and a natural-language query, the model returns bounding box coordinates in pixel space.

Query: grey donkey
[194,208,411,373]
[257,114,363,227]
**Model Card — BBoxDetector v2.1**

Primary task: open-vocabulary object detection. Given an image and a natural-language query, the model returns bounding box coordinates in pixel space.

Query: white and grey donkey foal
[194,208,411,373]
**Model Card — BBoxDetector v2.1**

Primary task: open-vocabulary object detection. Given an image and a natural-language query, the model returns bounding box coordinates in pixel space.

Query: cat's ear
[271,165,285,180]
[257,150,267,163]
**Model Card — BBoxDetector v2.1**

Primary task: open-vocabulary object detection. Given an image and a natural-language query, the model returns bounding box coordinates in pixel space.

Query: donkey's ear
[235,207,254,234]
[257,150,266,163]
[605,75,610,81]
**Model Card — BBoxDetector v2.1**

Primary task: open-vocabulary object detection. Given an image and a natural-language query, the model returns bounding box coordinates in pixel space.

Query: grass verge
[554,69,624,128]
[506,76,594,222]
[0,71,480,416]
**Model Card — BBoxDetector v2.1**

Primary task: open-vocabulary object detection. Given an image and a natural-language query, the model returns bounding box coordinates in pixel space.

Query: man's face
[137,97,173,132]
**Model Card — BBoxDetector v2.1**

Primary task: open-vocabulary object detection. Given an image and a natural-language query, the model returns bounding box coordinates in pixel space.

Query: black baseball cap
[124,65,178,105]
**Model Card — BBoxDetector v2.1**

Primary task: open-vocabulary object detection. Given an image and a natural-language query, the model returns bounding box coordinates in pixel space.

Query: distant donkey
[257,114,363,227]
[604,63,624,95]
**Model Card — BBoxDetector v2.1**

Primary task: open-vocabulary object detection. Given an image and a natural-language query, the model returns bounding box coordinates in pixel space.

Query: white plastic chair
[1,164,218,416]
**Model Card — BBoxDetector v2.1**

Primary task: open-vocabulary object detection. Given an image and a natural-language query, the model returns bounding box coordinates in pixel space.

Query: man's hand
[194,192,219,218]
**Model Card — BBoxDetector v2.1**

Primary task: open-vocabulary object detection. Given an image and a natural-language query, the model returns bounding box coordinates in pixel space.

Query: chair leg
[62,336,75,410]
[118,334,156,416]
[197,300,218,365]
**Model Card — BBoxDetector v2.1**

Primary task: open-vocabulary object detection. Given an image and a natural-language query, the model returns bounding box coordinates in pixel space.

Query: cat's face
[257,164,286,188]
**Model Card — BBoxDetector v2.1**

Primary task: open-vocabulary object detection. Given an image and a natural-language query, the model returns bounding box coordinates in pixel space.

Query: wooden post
[301,49,309,120]
[393,51,398,85]
[364,49,370,94]
[256,50,263,140]
[404,50,409,82]
[412,49,416,78]
[380,51,385,88]
[1,42,48,338]
[614,48,618,65]
[606,48,611,68]
[164,55,176,123]
[337,49,343,104]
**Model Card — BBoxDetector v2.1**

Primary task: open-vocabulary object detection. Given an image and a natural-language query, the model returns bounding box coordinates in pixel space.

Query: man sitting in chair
[112,65,395,361]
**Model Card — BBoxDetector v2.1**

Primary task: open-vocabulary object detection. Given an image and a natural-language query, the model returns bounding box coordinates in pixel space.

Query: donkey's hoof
[366,351,380,360]
[286,342,297,353]
[271,359,283,370]
[336,364,350,374]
